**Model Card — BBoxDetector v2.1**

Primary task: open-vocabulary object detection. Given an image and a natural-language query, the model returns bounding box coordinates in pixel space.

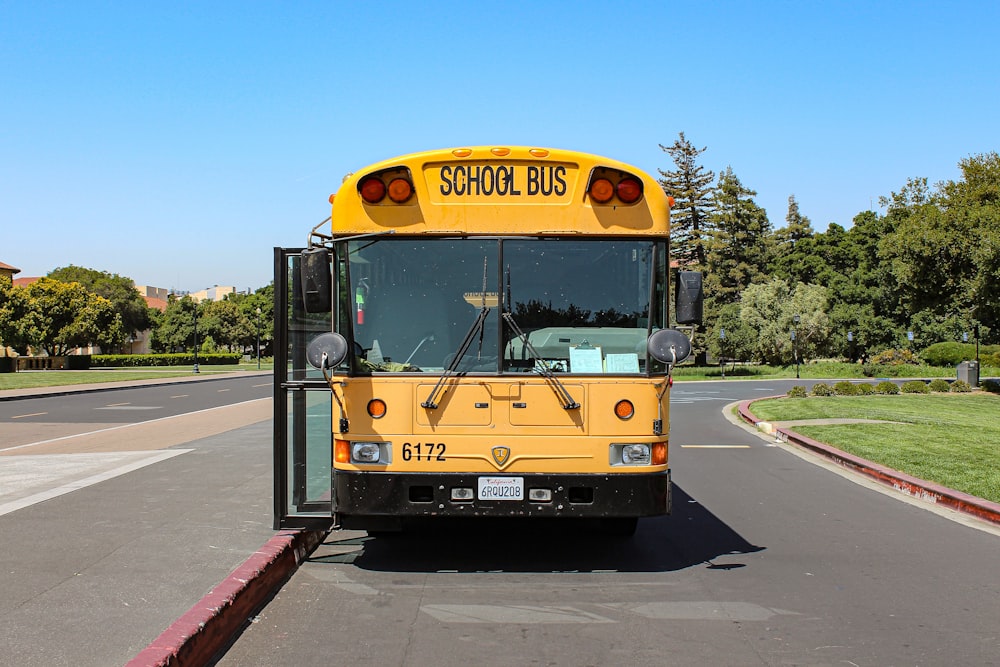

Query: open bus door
[272,247,336,530]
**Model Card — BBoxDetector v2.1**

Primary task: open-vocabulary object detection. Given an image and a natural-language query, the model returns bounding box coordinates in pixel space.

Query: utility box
[957,360,979,388]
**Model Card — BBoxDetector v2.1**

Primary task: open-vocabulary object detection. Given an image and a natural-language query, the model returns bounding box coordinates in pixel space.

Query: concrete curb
[737,399,1000,527]
[126,528,326,667]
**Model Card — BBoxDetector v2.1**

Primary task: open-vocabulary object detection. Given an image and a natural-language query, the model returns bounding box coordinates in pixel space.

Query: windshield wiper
[422,257,491,410]
[421,305,489,409]
[502,312,580,410]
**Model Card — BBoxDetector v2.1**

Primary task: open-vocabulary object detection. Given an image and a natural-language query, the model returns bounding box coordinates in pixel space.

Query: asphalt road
[218,379,1000,666]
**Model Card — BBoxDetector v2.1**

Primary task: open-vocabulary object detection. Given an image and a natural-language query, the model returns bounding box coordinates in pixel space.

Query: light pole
[256,307,262,370]
[792,314,800,379]
[192,304,200,374]
[719,328,726,380]
[847,331,854,363]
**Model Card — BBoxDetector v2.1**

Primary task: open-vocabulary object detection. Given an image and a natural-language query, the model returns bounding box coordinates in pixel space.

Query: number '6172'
[401,442,446,461]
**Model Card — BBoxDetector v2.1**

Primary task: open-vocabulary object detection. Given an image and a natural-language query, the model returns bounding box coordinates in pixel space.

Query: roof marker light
[616,177,643,204]
[360,177,386,203]
[589,178,615,203]
[387,178,413,203]
[491,147,511,156]
[452,148,473,157]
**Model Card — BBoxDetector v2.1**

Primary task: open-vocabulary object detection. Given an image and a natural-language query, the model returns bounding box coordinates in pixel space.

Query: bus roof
[329,146,671,237]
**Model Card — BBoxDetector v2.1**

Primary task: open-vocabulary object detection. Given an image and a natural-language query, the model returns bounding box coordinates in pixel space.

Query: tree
[150,295,200,353]
[737,279,830,365]
[658,132,715,268]
[201,298,253,352]
[770,195,823,285]
[0,278,125,355]
[48,265,153,348]
[878,153,1000,344]
[705,167,772,306]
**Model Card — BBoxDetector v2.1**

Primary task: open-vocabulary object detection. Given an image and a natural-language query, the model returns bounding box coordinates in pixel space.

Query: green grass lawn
[0,363,272,391]
[750,394,1000,504]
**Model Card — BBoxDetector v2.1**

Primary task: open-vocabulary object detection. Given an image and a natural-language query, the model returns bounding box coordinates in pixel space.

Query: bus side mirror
[300,247,332,313]
[307,332,349,370]
[647,328,692,365]
[674,270,703,325]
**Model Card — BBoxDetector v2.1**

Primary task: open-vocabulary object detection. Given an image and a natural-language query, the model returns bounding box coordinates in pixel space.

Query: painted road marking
[11,412,47,419]
[171,394,189,398]
[421,604,615,624]
[680,445,751,449]
[218,388,231,392]
[0,449,192,517]
[106,402,130,407]
[252,383,270,388]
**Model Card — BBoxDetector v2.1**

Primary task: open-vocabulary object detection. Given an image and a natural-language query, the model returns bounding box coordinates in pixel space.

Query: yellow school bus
[273,146,701,535]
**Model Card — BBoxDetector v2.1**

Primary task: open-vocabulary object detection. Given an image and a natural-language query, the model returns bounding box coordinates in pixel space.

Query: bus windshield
[344,237,668,374]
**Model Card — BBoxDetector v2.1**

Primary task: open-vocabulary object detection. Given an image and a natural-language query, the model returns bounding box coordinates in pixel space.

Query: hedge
[92,353,242,367]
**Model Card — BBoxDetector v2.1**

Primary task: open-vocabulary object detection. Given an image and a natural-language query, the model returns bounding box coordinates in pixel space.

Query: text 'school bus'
[273,146,702,536]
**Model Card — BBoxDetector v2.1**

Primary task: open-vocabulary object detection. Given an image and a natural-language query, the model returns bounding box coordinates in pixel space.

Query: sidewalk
[0,371,281,666]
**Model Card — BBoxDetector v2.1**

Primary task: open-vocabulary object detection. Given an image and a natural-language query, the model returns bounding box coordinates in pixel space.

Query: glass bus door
[273,248,335,529]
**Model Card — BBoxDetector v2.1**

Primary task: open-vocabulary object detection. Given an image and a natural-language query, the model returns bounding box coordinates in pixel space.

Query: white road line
[11,412,47,419]
[0,449,192,517]
[680,445,752,449]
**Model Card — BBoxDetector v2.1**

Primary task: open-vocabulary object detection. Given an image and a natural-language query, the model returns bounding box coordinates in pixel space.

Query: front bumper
[333,470,670,528]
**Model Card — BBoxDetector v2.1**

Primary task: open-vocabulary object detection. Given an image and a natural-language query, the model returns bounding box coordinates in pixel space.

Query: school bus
[273,146,702,535]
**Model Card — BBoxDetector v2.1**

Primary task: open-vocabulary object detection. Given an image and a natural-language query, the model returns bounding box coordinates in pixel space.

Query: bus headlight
[622,444,650,465]
[611,443,662,466]
[352,442,385,464]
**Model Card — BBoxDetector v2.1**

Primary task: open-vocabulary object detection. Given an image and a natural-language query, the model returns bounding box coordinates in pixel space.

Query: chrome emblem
[491,446,511,467]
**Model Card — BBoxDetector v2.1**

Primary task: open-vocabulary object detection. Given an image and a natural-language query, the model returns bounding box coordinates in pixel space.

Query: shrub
[833,381,860,396]
[901,380,930,394]
[951,380,973,393]
[92,353,243,367]
[811,382,833,396]
[870,348,919,366]
[981,379,1000,394]
[856,383,875,395]
[787,385,808,398]
[920,342,972,367]
[928,378,951,393]
[875,381,900,395]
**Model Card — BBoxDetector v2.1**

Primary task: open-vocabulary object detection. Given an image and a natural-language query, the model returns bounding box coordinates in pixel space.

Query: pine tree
[706,167,772,306]
[658,132,715,267]
[770,195,820,284]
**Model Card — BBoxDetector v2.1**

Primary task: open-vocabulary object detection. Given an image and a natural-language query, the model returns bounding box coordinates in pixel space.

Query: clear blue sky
[2,1,998,293]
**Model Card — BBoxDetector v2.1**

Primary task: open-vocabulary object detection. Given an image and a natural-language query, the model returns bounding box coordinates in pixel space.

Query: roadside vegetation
[0,361,272,391]
[750,393,1000,504]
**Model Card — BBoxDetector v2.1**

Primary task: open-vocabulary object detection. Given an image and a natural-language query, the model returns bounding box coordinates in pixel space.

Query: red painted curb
[126,528,326,667]
[741,399,1000,526]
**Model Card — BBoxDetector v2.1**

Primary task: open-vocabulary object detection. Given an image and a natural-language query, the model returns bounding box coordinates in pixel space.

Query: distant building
[190,285,236,303]
[0,261,20,282]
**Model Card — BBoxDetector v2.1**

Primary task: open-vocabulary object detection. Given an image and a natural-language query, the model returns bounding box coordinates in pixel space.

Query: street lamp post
[192,305,199,374]
[792,314,800,379]
[256,307,262,370]
[719,328,726,380]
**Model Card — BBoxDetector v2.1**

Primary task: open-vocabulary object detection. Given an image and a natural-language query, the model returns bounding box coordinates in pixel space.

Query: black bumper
[333,470,670,528]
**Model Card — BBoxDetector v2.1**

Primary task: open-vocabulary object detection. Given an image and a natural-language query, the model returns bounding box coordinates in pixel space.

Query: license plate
[477,476,524,501]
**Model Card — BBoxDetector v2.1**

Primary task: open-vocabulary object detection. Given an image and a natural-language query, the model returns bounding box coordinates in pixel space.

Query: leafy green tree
[658,132,715,268]
[705,167,772,306]
[0,278,125,355]
[737,279,830,365]
[48,265,153,347]
[151,295,200,353]
[201,298,253,353]
[227,284,274,355]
